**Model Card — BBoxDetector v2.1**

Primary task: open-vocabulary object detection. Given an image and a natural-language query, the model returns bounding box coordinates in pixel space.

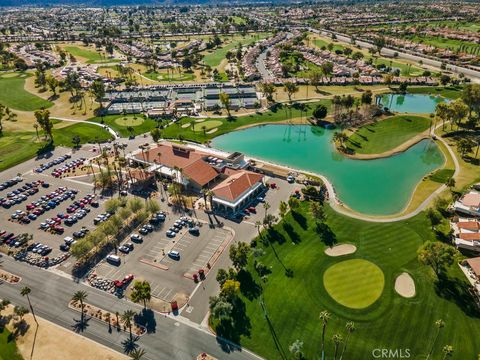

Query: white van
[106,254,121,266]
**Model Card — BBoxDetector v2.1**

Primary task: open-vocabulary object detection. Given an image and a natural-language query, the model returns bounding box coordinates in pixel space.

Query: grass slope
[0,73,52,111]
[233,204,480,359]
[52,122,113,147]
[347,115,431,154]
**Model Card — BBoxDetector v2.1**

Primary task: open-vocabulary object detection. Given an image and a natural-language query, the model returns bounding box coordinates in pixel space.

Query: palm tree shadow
[72,316,90,333]
[29,323,39,360]
[122,335,140,354]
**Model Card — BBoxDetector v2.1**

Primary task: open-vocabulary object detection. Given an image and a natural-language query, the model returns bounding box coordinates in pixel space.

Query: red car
[26,204,35,210]
[247,206,256,213]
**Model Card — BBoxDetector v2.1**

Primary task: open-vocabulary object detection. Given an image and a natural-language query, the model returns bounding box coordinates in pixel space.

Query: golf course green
[323,259,385,309]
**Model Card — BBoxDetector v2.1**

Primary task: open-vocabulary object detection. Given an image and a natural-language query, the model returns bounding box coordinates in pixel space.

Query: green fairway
[0,132,45,172]
[407,34,480,54]
[0,327,22,360]
[224,203,480,359]
[408,86,463,100]
[192,120,222,132]
[90,114,158,137]
[323,259,385,309]
[203,33,269,67]
[52,122,113,147]
[64,46,119,64]
[163,100,331,143]
[347,115,431,154]
[0,73,52,111]
[0,122,112,172]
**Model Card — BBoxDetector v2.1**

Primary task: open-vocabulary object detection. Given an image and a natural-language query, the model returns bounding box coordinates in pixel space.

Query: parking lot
[93,210,233,304]
[0,149,108,265]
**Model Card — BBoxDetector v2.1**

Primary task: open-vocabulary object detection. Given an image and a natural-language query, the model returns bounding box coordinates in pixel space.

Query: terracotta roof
[460,232,480,241]
[458,222,480,231]
[467,257,480,277]
[135,143,219,187]
[137,143,206,169]
[462,192,480,207]
[212,170,263,202]
[183,159,219,187]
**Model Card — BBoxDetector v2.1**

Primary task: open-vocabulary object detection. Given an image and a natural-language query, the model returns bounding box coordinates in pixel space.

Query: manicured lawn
[229,203,480,359]
[90,114,158,137]
[0,122,112,172]
[323,259,385,309]
[347,115,431,154]
[0,327,22,360]
[64,46,119,64]
[0,132,45,172]
[52,122,113,147]
[408,86,463,100]
[202,33,269,67]
[163,100,331,143]
[0,73,52,111]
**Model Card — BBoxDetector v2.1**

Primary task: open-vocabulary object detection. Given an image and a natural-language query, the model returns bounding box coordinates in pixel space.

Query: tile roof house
[453,219,480,252]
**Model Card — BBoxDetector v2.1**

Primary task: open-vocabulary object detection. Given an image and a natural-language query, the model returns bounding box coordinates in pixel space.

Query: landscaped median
[68,300,146,336]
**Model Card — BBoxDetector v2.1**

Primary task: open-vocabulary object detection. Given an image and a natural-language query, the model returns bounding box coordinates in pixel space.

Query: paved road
[0,254,261,360]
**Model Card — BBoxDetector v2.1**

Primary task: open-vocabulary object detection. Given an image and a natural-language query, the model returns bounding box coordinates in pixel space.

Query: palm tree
[21,286,38,324]
[122,310,136,340]
[332,334,343,360]
[426,319,445,360]
[319,310,330,360]
[339,321,355,360]
[129,348,146,360]
[72,290,88,324]
[255,220,262,238]
[263,202,270,221]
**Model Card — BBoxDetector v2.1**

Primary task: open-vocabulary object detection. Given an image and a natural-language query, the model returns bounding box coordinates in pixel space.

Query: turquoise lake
[211,125,445,215]
[379,94,446,114]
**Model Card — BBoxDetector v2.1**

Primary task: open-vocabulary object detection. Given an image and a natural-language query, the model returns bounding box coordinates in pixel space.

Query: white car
[168,250,180,260]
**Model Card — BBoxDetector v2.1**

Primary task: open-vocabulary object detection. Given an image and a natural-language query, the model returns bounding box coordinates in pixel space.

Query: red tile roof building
[211,169,264,213]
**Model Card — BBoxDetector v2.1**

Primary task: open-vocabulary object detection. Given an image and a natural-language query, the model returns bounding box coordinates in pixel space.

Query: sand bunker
[181,123,191,128]
[325,244,357,256]
[206,128,218,134]
[395,272,416,298]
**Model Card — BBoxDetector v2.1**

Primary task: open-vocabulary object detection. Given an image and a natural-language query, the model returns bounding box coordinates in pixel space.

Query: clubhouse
[128,141,265,214]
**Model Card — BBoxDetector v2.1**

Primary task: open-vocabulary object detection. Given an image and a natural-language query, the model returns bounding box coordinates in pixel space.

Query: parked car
[130,234,143,243]
[168,250,180,260]
[106,254,121,266]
